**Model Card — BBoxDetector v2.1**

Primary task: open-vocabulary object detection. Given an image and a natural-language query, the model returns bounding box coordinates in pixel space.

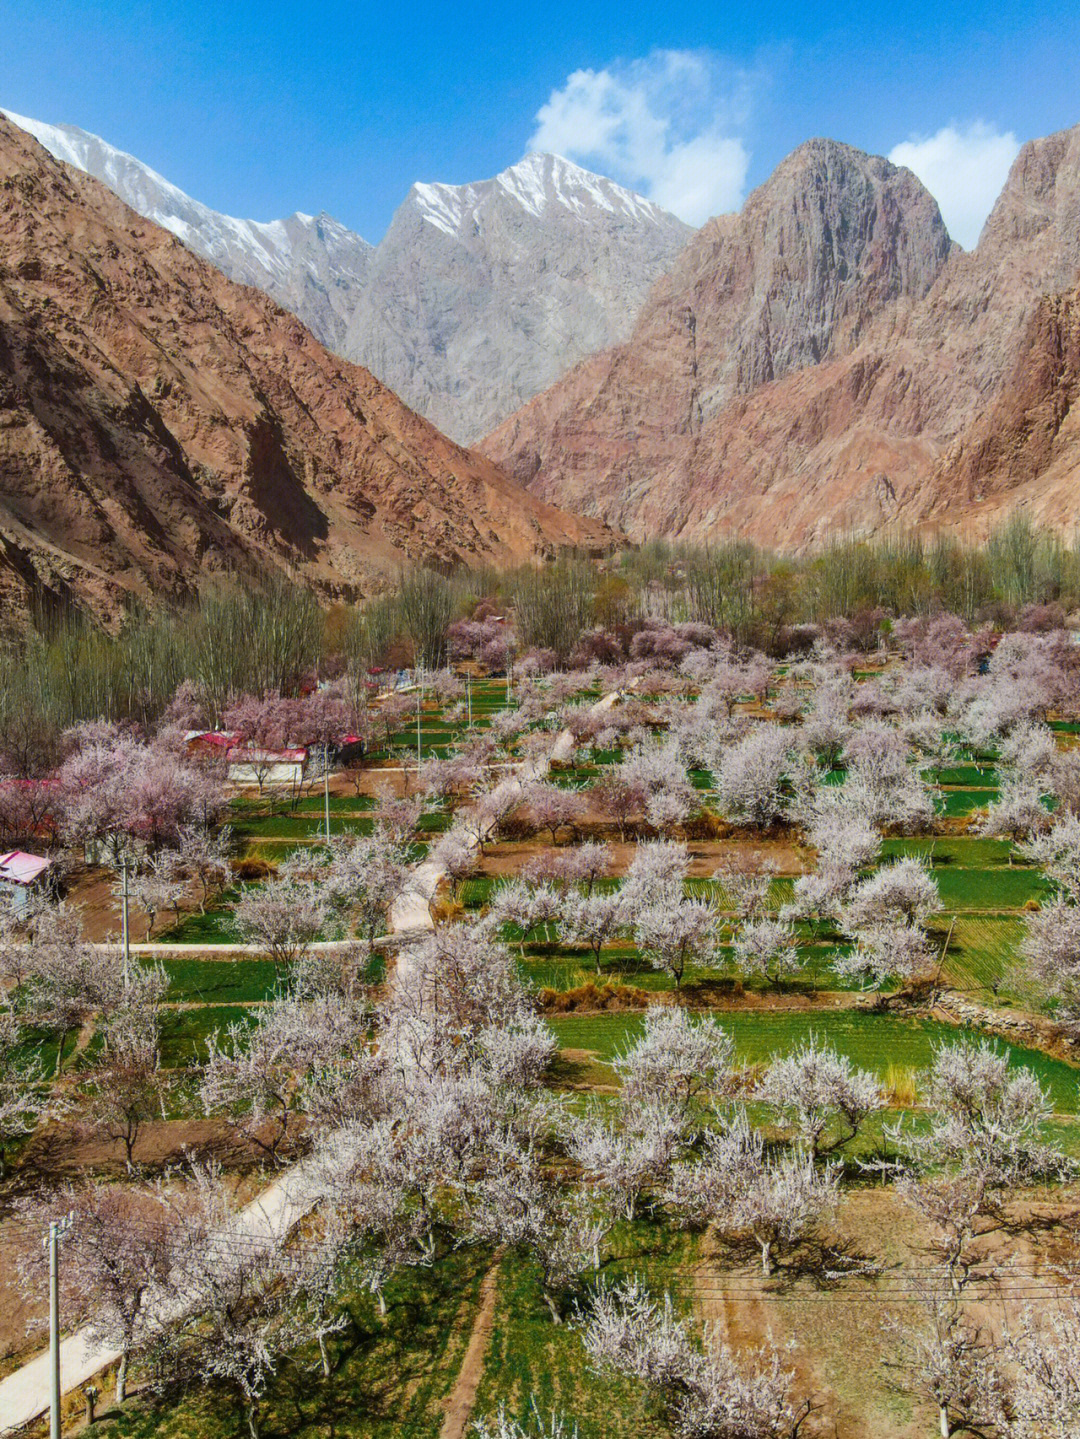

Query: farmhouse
[0,849,53,914]
[226,745,308,787]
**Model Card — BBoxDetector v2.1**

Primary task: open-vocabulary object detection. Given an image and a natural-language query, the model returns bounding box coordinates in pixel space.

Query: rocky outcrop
[343,153,691,442]
[0,116,611,621]
[482,128,1080,549]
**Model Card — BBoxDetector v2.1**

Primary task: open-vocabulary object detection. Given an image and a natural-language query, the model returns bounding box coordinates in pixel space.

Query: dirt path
[439,1263,499,1439]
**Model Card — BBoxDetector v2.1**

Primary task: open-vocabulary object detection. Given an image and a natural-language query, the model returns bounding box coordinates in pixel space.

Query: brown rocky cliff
[481,128,1080,550]
[0,117,611,620]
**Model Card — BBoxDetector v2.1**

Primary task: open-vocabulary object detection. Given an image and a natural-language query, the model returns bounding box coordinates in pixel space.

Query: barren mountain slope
[5,114,691,444]
[343,153,692,442]
[1,110,374,355]
[0,116,610,619]
[482,129,1080,548]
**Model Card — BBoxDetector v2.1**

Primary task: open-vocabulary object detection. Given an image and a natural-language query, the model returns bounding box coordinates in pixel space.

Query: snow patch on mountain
[4,108,691,441]
[2,108,371,289]
[409,152,669,236]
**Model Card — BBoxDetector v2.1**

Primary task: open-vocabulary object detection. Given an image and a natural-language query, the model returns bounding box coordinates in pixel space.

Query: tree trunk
[939,1403,951,1439]
[760,1238,774,1276]
[377,1289,387,1317]
[318,1331,331,1378]
[116,1350,128,1403]
[124,1124,138,1172]
[246,1398,260,1439]
[542,1291,562,1325]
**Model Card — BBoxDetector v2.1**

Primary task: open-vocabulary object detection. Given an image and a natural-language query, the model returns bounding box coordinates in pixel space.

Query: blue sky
[1,1,1078,247]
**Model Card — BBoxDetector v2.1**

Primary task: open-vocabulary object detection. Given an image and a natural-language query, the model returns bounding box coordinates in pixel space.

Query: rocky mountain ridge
[481,128,1080,549]
[4,112,690,442]
[0,115,610,621]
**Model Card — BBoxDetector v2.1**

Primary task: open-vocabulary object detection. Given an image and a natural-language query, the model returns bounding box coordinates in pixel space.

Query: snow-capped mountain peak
[1,110,374,288]
[498,152,667,223]
[4,108,691,443]
[407,151,670,236]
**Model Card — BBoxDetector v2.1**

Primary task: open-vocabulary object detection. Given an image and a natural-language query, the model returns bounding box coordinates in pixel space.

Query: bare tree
[175,824,234,915]
[890,1040,1070,1291]
[757,1038,883,1155]
[1007,1294,1080,1439]
[200,993,367,1162]
[0,1010,47,1168]
[633,899,722,990]
[888,1040,1067,1196]
[83,1027,163,1171]
[230,876,327,969]
[522,841,614,897]
[731,917,800,988]
[522,780,585,846]
[558,890,626,975]
[464,1132,604,1322]
[581,1276,811,1438]
[398,570,457,670]
[611,1006,735,1113]
[564,1096,683,1220]
[17,905,128,1074]
[711,727,796,830]
[19,1182,178,1404]
[150,1163,314,1439]
[883,1282,1005,1439]
[665,1110,839,1276]
[473,1405,578,1439]
[127,858,182,942]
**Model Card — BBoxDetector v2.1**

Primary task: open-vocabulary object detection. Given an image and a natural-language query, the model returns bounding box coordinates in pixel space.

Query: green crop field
[938,787,1000,816]
[233,815,376,840]
[932,764,999,785]
[880,837,1015,866]
[158,1005,257,1068]
[548,1010,1080,1111]
[935,914,1038,1002]
[229,795,376,817]
[150,957,285,1005]
[933,866,1045,910]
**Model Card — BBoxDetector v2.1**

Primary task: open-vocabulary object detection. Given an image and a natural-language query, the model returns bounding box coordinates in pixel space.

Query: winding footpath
[0,684,626,1434]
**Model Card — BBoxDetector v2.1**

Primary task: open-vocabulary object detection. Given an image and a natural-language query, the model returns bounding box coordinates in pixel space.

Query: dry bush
[231,856,276,881]
[884,1064,919,1107]
[539,980,653,1013]
[431,896,465,922]
[683,810,729,841]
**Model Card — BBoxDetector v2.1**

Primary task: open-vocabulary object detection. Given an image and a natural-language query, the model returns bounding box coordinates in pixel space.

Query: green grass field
[150,957,285,1005]
[158,1005,258,1068]
[548,1009,1080,1111]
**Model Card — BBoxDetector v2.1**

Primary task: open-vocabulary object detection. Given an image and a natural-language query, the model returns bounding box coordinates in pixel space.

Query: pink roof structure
[0,850,52,886]
[185,730,242,749]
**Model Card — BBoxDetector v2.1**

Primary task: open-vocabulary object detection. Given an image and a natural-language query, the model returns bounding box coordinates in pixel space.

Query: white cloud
[888,121,1020,250]
[528,49,753,225]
